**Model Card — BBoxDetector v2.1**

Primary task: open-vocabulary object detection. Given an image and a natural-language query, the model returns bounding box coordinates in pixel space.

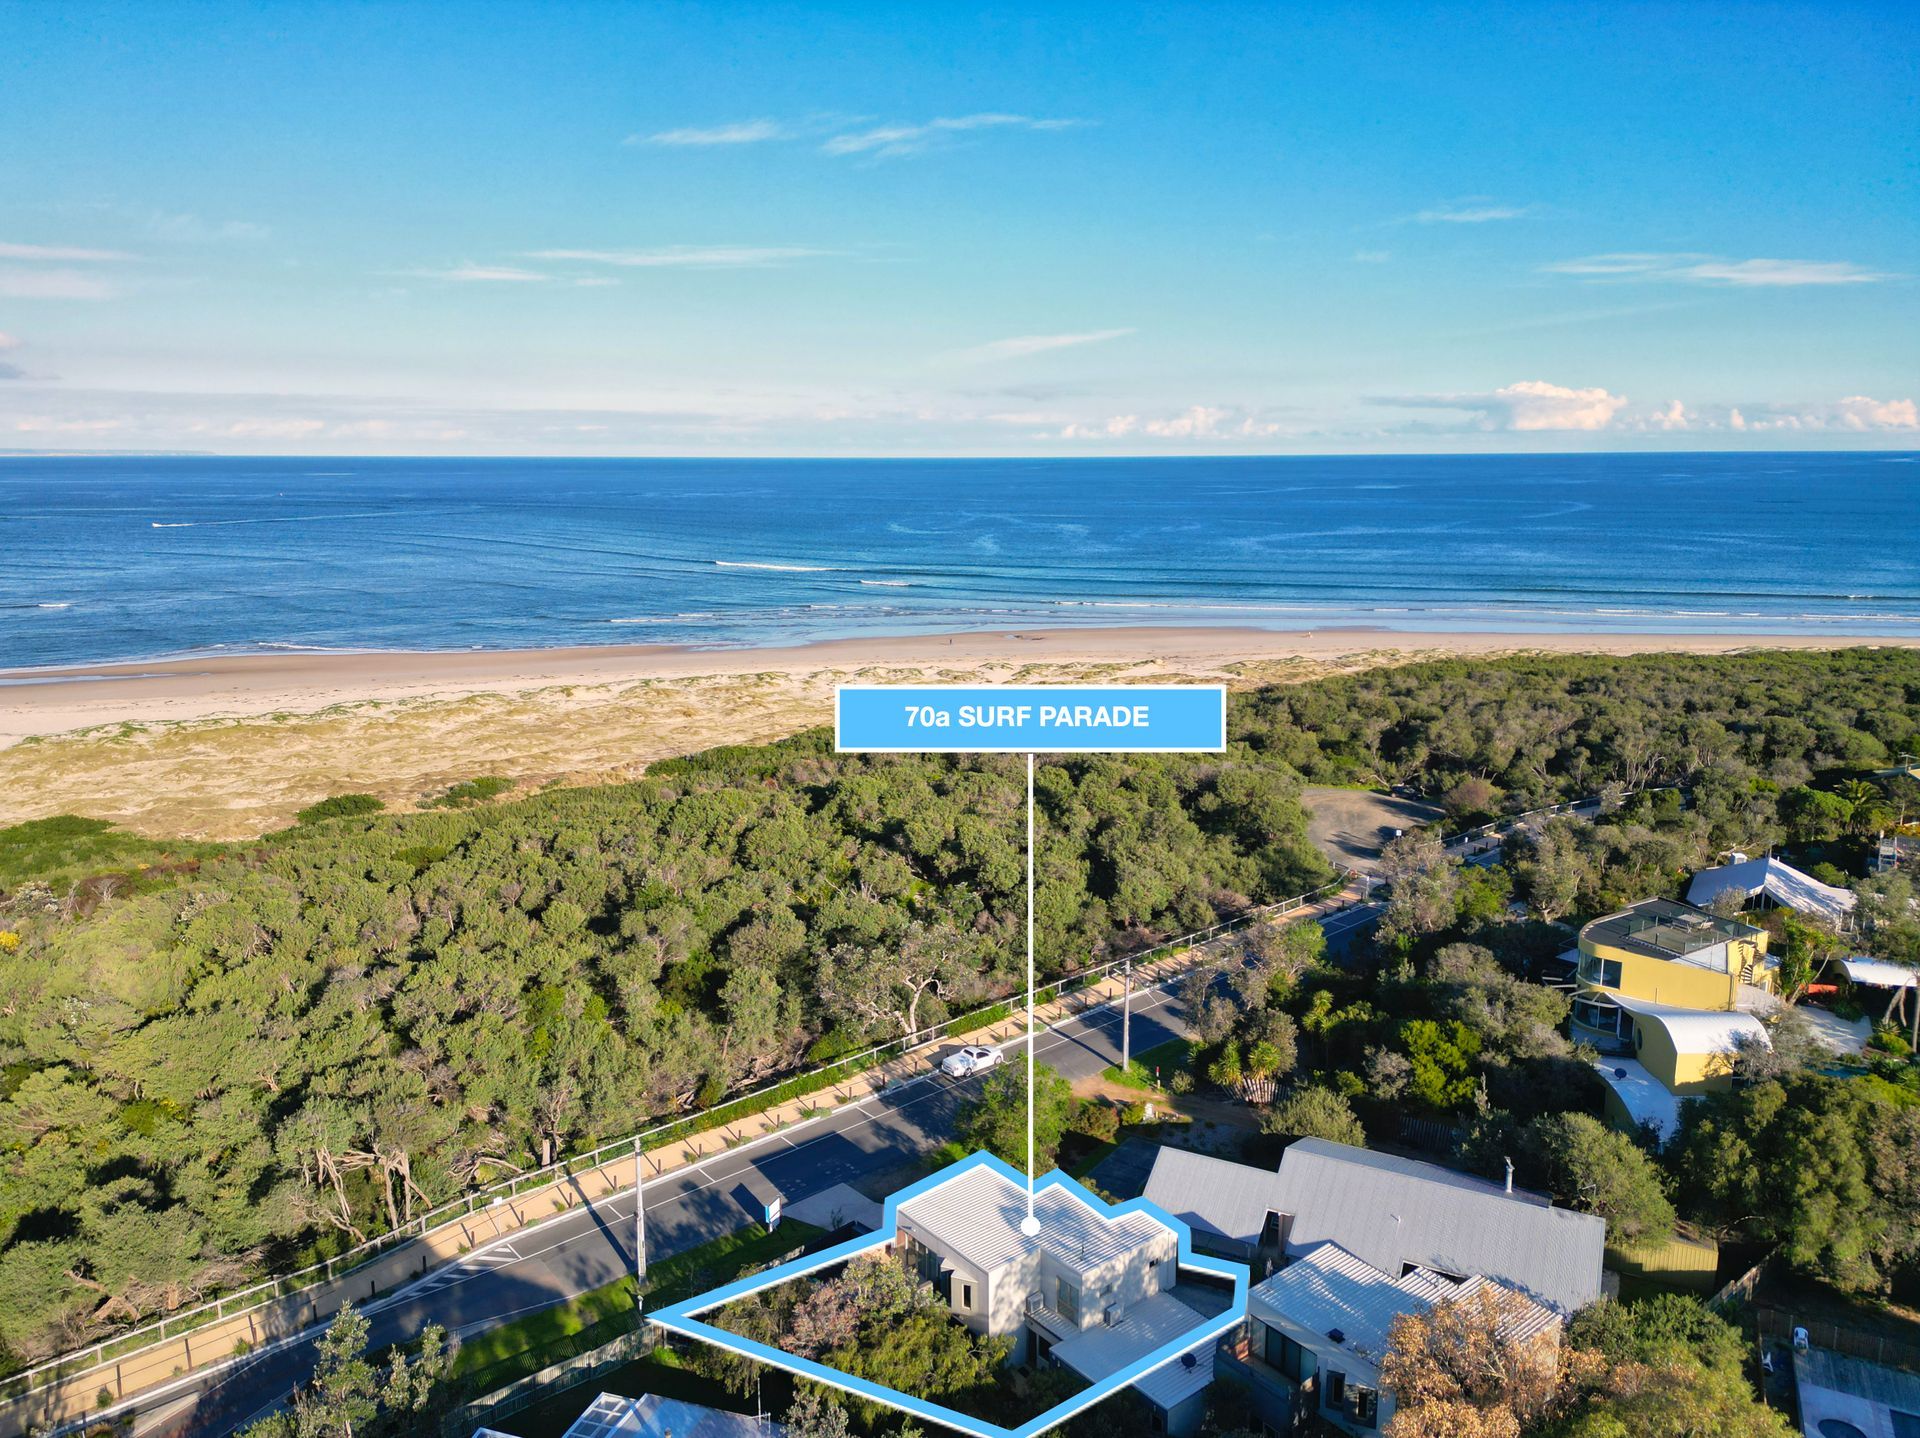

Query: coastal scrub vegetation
[699,1249,1038,1425]
[1379,1290,1792,1438]
[2,648,1918,1367]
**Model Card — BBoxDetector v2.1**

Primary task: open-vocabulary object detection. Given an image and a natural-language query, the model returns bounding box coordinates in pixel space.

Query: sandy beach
[4,626,1916,839]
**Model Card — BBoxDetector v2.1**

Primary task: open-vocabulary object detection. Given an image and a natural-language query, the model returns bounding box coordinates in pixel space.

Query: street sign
[835,684,1225,753]
[765,1196,782,1231]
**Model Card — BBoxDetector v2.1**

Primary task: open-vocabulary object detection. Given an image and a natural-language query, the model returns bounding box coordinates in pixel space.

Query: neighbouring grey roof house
[1145,1139,1605,1316]
[1243,1242,1560,1436]
[1792,1346,1920,1438]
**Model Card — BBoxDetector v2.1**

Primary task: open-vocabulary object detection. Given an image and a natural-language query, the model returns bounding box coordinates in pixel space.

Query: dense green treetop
[2,647,1917,1367]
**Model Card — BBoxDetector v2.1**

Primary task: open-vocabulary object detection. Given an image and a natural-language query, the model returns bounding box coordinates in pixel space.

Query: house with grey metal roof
[1143,1147,1294,1261]
[1274,1140,1603,1316]
[1792,1346,1920,1438]
[1236,1243,1559,1436]
[1146,1140,1605,1316]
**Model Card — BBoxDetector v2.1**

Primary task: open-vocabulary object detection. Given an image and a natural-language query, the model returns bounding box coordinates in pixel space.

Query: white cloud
[527,245,829,269]
[220,418,328,439]
[147,213,270,243]
[1687,396,1916,432]
[1055,405,1283,442]
[630,119,788,147]
[0,332,20,380]
[413,264,552,283]
[1383,379,1631,432]
[1837,395,1919,429]
[11,415,127,434]
[823,113,1079,158]
[1543,252,1893,286]
[0,332,17,349]
[945,328,1134,363]
[1412,204,1530,224]
[1645,399,1692,431]
[0,267,117,299]
[1378,386,1917,436]
[0,240,136,261]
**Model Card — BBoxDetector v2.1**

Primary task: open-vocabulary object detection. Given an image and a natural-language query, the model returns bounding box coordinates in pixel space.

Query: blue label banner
[835,684,1226,753]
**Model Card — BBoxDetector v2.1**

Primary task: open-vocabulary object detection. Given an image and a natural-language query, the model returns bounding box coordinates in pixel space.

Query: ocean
[3,452,1917,669]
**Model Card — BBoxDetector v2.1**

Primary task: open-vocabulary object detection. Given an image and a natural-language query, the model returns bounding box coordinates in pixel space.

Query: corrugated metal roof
[1794,1346,1920,1412]
[896,1164,1168,1276]
[1610,989,1769,1054]
[1842,956,1920,989]
[1250,1244,1559,1369]
[1448,1276,1563,1346]
[1273,1139,1605,1316]
[1249,1243,1441,1366]
[1051,1292,1209,1385]
[1143,1148,1293,1248]
[1134,1340,1216,1411]
[1688,855,1855,924]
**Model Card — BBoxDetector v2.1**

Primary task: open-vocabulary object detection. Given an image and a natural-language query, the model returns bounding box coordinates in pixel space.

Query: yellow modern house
[1571,898,1774,1141]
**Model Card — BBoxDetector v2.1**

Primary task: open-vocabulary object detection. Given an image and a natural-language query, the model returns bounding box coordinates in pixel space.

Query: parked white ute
[940,1045,1004,1079]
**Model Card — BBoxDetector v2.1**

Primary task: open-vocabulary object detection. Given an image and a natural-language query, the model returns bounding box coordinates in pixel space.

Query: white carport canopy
[1840,957,1919,989]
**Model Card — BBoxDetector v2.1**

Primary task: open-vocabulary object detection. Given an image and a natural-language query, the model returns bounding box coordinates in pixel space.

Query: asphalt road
[105,890,1380,1437]
[114,937,1249,1437]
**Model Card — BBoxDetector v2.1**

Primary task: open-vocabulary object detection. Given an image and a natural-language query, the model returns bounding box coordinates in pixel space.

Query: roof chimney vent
[1328,1328,1346,1345]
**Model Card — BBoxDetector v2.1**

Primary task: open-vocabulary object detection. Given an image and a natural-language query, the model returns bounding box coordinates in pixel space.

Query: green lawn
[448,1218,826,1394]
[1101,1038,1195,1091]
[450,1276,635,1385]
[481,1349,767,1438]
[644,1218,825,1310]
[1063,1136,1120,1179]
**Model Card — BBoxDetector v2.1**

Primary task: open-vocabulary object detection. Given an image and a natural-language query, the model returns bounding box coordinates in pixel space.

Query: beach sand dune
[3,626,1914,840]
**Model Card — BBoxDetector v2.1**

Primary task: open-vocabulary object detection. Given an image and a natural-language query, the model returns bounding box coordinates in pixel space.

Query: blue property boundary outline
[650,1151,1250,1438]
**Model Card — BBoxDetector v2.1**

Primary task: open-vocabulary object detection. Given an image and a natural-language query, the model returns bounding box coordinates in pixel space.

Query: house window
[959,1282,973,1311]
[1578,953,1623,987]
[1056,1277,1080,1325]
[1351,1385,1380,1428]
[1265,1327,1314,1381]
[1260,1210,1288,1247]
[1323,1370,1346,1411]
[1571,998,1622,1036]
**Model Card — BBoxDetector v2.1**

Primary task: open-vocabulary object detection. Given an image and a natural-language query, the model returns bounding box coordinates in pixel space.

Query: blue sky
[0,1,1914,455]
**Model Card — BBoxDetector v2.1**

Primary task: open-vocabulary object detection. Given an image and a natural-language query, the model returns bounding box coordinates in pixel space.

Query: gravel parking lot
[1302,785,1444,873]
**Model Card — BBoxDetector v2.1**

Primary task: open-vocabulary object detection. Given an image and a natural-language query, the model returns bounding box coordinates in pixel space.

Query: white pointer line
[1023,751,1040,1236]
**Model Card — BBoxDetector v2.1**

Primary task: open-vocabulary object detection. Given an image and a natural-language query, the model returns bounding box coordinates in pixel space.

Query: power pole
[1121,957,1134,1072]
[633,1137,647,1319]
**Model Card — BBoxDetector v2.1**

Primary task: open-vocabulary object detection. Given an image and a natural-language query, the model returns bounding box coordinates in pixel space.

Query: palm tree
[1837,778,1891,835]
